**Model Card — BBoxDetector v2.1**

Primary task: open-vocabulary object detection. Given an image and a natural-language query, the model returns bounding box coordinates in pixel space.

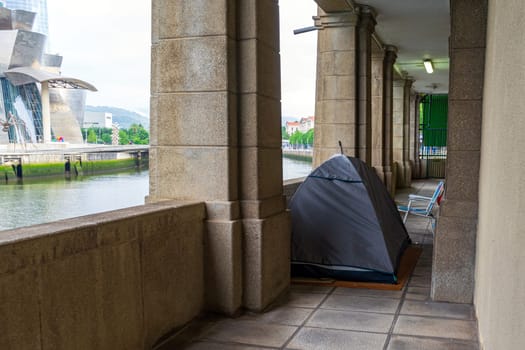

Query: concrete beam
[315,0,354,13]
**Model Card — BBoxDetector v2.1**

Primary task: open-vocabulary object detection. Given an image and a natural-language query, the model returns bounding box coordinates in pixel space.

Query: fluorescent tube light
[424,59,434,74]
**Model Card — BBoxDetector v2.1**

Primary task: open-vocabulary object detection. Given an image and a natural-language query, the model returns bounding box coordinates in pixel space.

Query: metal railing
[419,127,447,178]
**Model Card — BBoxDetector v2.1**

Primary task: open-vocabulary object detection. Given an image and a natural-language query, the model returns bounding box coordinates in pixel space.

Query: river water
[0,157,312,231]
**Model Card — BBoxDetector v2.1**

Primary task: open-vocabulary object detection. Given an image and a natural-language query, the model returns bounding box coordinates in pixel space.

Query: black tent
[290,155,410,283]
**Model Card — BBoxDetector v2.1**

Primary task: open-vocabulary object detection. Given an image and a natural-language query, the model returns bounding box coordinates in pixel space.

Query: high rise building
[4,0,48,36]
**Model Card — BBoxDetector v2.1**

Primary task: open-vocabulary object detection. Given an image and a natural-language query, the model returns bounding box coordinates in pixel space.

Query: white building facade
[83,111,112,129]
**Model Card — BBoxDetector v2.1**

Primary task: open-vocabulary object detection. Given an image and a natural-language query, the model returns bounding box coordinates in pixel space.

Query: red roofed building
[285,116,315,136]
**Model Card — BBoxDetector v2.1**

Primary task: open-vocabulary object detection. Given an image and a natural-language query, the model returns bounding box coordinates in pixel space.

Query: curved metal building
[3,0,47,36]
[0,4,96,145]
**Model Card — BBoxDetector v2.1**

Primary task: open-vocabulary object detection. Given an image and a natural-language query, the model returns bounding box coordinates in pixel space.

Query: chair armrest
[408,194,432,201]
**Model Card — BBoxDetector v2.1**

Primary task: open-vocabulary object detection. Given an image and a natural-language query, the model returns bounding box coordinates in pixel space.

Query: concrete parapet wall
[283,177,305,207]
[0,201,206,350]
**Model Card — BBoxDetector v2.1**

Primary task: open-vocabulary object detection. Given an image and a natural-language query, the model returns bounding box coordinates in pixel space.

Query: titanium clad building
[0,4,96,144]
[3,0,47,36]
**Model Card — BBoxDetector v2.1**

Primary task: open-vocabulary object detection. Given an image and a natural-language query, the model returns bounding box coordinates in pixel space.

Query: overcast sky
[47,1,318,119]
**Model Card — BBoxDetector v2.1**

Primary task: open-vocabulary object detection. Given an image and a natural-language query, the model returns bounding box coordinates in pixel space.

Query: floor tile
[321,294,400,314]
[290,284,334,294]
[411,267,432,277]
[307,309,394,333]
[284,292,327,308]
[405,292,429,301]
[387,335,479,350]
[332,287,404,299]
[394,315,478,341]
[182,342,276,350]
[409,276,431,287]
[240,307,313,326]
[401,300,475,320]
[286,327,387,350]
[202,319,297,348]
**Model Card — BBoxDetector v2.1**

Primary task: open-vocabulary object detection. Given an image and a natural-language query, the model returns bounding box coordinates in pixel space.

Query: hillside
[86,105,149,130]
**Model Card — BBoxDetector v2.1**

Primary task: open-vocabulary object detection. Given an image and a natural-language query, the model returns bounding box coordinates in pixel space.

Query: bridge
[0,144,149,178]
[0,144,149,156]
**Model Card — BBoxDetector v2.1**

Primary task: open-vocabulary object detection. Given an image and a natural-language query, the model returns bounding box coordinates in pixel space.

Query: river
[0,157,312,231]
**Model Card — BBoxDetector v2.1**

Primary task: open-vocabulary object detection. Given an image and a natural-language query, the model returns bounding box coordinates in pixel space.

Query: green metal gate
[420,94,447,178]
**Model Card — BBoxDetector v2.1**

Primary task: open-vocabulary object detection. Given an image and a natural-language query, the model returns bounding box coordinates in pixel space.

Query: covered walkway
[159,180,479,350]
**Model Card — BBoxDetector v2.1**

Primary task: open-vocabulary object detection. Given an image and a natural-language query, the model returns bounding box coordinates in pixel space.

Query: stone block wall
[0,201,206,350]
[475,0,525,348]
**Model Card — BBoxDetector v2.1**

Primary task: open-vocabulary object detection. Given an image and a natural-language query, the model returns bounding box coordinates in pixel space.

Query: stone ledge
[0,201,206,276]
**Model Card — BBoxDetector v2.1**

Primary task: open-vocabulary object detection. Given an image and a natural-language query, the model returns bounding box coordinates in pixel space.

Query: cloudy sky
[47,1,318,119]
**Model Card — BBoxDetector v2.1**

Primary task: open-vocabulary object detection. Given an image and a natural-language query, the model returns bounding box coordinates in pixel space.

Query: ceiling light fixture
[424,59,434,74]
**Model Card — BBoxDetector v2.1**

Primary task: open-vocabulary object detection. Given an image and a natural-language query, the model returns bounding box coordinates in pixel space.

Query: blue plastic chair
[397,181,445,233]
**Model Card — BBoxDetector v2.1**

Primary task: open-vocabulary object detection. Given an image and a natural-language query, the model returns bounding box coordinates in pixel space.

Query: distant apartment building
[298,116,314,132]
[84,111,113,129]
[285,116,315,135]
[4,0,48,36]
[285,121,300,135]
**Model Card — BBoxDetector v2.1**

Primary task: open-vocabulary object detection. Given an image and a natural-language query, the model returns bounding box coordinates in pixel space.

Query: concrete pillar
[371,41,384,181]
[313,9,359,168]
[402,78,413,187]
[149,0,289,314]
[356,6,376,164]
[392,78,404,188]
[382,45,397,196]
[412,94,422,178]
[41,81,51,143]
[149,0,242,315]
[393,77,412,188]
[238,0,290,312]
[431,0,487,304]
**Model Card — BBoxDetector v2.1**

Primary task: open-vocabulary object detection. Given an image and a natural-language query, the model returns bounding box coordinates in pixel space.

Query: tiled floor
[159,180,480,350]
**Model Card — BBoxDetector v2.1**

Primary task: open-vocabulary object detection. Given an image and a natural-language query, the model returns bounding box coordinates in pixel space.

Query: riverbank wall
[0,145,149,180]
[282,149,312,162]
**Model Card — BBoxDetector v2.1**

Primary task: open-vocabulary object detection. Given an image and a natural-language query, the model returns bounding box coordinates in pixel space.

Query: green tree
[97,128,113,144]
[127,124,149,144]
[118,130,129,145]
[282,126,289,140]
[304,128,314,147]
[101,133,112,144]
[87,129,97,143]
[289,130,303,148]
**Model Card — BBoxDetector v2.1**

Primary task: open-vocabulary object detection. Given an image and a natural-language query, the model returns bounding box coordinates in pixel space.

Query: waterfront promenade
[157,179,480,350]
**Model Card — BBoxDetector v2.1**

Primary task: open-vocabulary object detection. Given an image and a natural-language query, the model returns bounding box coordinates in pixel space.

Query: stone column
[392,78,404,188]
[149,0,242,315]
[41,81,51,143]
[402,78,413,187]
[356,6,376,164]
[313,9,359,168]
[382,45,397,196]
[412,94,422,178]
[238,0,290,312]
[431,0,487,304]
[371,41,384,181]
[149,0,289,314]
